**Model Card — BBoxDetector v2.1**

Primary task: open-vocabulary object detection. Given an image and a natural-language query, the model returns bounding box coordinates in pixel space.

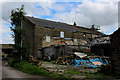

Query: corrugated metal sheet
[74,52,87,58]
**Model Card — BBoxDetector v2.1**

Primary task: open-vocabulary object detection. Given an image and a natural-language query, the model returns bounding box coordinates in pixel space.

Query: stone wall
[110,28,120,74]
[34,26,74,56]
[34,26,98,56]
[24,18,103,57]
[42,37,61,47]
[91,43,112,56]
[38,45,74,60]
[23,18,35,56]
[38,46,64,60]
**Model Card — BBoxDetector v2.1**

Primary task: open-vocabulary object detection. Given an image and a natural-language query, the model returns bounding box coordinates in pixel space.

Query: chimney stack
[91,24,95,30]
[73,22,77,26]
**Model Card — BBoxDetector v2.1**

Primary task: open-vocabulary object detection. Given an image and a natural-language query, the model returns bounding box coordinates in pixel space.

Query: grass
[63,68,119,79]
[8,58,68,79]
[12,61,50,76]
[51,73,68,79]
[64,69,80,75]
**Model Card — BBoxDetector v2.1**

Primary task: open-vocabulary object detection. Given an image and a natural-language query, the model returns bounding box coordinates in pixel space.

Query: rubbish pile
[29,55,42,66]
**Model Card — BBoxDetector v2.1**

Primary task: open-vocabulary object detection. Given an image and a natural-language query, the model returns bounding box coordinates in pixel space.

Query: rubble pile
[28,51,109,69]
[54,52,109,68]
[55,55,76,65]
[29,55,42,66]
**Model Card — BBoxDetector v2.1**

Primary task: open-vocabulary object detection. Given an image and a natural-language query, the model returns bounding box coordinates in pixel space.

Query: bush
[8,58,17,67]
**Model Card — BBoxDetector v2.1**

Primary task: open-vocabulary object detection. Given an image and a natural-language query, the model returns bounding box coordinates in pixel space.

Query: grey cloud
[51,2,118,34]
[2,2,38,20]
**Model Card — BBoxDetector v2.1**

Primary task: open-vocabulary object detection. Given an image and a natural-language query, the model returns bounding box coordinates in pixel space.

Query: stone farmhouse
[23,16,104,57]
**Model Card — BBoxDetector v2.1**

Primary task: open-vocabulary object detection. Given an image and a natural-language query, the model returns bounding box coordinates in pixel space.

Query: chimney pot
[73,22,77,26]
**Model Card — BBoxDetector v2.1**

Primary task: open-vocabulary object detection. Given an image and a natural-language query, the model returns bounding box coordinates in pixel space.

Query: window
[60,31,64,38]
[46,36,50,42]
[74,39,77,45]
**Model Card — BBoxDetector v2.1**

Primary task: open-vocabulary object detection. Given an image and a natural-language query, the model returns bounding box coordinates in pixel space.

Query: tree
[10,5,28,61]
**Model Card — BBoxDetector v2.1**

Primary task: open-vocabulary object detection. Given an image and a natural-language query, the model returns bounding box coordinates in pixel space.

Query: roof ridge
[26,16,70,25]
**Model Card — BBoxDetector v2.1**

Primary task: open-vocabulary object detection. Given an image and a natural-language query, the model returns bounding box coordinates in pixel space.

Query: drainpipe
[20,17,23,60]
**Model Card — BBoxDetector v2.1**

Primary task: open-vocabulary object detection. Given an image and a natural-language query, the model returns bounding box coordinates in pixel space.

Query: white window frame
[46,36,50,42]
[60,31,64,38]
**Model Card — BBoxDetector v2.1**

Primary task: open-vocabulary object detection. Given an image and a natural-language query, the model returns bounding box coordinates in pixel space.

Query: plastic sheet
[73,58,108,68]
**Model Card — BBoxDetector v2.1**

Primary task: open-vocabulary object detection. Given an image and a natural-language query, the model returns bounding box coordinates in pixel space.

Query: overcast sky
[0,0,119,44]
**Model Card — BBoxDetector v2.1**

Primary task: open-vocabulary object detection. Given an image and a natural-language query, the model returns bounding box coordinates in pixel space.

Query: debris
[38,61,42,66]
[29,55,42,66]
[55,55,75,65]
[43,55,51,61]
[74,52,87,58]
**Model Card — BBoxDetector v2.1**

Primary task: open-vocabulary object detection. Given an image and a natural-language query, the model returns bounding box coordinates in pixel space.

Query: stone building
[110,28,120,74]
[23,16,104,57]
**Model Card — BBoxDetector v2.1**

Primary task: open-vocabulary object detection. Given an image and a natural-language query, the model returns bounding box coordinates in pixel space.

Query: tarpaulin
[92,62,102,65]
[73,58,108,68]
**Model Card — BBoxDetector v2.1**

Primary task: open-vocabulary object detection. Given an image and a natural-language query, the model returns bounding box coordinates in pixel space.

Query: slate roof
[26,16,79,32]
[26,16,103,34]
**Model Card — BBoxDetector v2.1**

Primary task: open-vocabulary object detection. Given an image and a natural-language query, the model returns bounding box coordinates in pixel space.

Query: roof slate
[26,16,79,32]
[26,16,103,34]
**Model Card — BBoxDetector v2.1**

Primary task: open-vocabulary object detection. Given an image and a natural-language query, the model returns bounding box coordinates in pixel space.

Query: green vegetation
[63,68,119,79]
[10,5,29,61]
[8,58,17,67]
[8,59,49,76]
[51,73,68,79]
[8,58,68,79]
[14,62,50,76]
[64,69,80,75]
[8,58,120,79]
